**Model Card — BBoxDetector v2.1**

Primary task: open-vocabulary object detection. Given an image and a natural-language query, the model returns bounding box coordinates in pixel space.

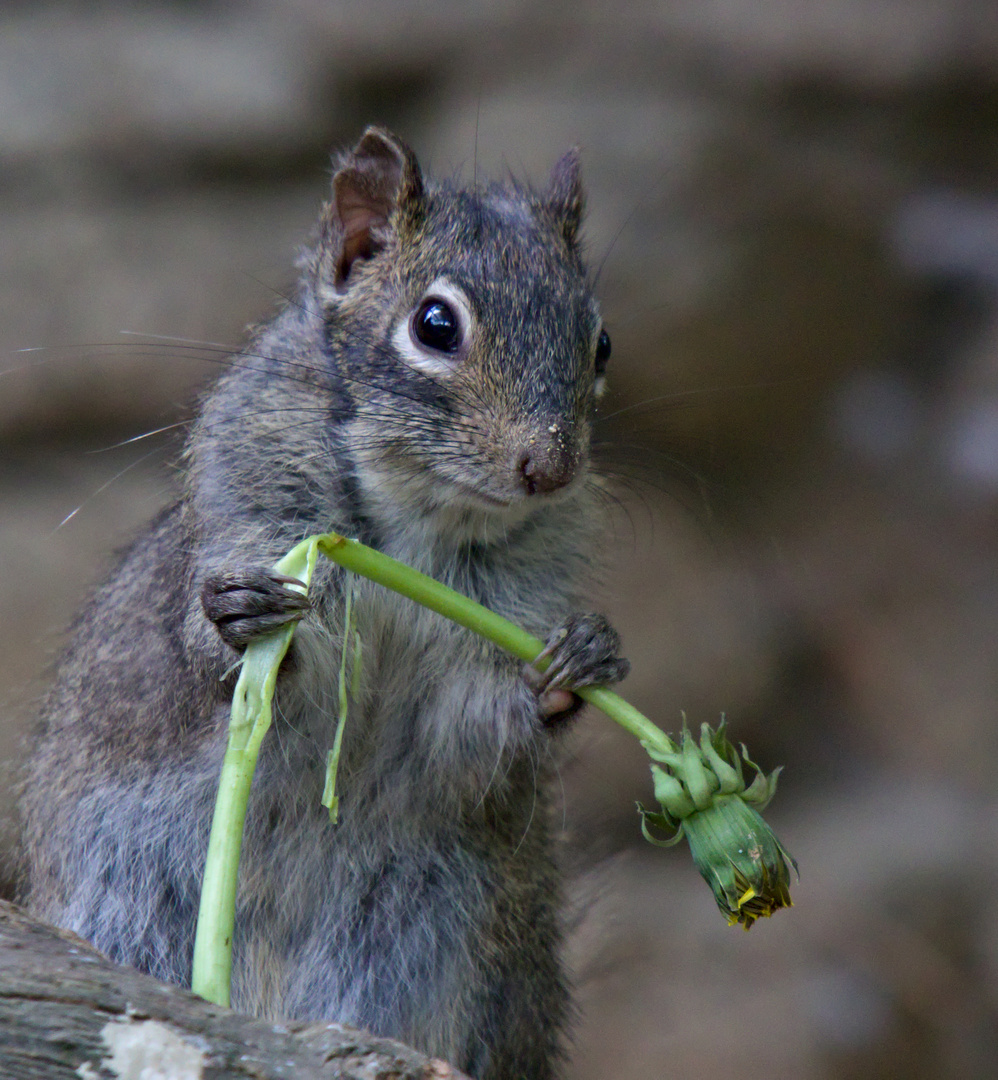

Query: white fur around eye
[393,278,472,378]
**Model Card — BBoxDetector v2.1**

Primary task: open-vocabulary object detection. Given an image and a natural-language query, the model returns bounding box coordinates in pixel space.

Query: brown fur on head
[311,127,610,534]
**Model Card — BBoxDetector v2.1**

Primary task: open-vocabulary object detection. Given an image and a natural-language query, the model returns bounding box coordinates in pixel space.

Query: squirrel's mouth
[443,478,515,512]
[443,472,579,516]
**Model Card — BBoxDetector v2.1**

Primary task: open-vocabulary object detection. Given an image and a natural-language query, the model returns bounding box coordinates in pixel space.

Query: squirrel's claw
[201,568,310,649]
[524,612,629,726]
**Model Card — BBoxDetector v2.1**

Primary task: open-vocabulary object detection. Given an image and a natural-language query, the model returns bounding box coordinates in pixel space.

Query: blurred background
[3,1,998,1076]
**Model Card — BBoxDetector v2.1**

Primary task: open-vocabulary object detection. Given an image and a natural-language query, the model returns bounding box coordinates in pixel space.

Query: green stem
[191,529,677,1005]
[312,534,677,756]
[190,540,318,1005]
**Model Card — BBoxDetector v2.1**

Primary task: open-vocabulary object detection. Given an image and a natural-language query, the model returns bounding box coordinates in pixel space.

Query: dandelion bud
[638,721,797,929]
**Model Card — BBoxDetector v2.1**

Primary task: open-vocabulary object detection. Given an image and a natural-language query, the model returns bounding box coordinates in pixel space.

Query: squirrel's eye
[413,299,461,353]
[595,328,611,374]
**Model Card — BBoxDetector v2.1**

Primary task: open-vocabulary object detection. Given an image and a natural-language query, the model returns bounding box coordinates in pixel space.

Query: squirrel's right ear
[546,147,585,247]
[328,127,424,289]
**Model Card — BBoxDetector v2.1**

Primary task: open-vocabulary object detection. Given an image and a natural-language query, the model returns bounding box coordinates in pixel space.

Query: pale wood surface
[0,900,467,1080]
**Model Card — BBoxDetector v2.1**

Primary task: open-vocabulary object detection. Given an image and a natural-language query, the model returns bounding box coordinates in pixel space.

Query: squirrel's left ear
[546,148,585,246]
[329,126,425,289]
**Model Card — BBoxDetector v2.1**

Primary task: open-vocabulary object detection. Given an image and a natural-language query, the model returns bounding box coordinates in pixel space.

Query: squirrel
[18,127,630,1080]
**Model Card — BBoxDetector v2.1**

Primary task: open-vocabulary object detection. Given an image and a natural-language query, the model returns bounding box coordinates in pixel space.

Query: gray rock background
[4,2,998,1076]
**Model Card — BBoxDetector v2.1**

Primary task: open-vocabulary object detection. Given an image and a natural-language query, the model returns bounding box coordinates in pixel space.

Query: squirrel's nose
[517,433,578,496]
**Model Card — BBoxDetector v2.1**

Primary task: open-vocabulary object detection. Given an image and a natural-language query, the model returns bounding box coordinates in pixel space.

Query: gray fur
[19,127,628,1080]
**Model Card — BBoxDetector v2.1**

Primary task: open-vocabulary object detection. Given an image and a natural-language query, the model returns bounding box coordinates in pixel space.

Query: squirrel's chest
[269,564,543,811]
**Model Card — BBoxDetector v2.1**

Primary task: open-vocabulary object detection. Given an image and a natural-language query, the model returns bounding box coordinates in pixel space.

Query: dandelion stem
[191,529,783,1007]
[312,533,678,755]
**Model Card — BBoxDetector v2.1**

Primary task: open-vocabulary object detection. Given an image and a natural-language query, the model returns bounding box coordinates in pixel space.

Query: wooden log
[0,900,467,1080]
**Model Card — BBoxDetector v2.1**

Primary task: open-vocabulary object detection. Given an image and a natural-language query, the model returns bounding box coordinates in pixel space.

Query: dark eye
[413,299,461,353]
[595,328,611,375]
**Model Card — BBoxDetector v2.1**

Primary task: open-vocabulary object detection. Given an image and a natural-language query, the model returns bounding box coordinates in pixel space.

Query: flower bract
[638,720,797,928]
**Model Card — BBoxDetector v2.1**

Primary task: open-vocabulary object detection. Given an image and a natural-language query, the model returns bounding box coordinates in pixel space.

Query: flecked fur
[19,128,627,1080]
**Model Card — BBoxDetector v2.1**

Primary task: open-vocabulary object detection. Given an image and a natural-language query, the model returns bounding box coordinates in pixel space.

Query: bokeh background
[4,2,998,1077]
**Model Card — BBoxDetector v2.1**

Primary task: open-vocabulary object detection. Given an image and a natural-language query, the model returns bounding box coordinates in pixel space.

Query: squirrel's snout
[516,431,579,496]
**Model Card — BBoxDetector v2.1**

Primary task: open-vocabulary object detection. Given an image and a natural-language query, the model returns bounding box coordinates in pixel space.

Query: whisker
[86,421,193,453]
[595,376,812,423]
[51,446,168,534]
[119,329,236,350]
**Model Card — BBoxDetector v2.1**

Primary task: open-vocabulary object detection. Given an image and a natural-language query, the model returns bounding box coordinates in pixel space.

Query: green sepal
[742,760,781,810]
[645,745,682,768]
[650,763,697,819]
[677,726,719,810]
[637,803,685,848]
[699,721,743,794]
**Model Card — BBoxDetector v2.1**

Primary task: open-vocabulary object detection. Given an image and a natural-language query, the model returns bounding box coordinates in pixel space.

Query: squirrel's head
[310,127,613,532]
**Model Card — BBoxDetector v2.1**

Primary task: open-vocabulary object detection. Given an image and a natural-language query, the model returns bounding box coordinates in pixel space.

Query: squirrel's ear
[329,126,424,288]
[546,147,584,246]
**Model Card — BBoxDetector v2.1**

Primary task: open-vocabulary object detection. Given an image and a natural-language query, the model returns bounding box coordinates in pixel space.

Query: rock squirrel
[19,127,629,1080]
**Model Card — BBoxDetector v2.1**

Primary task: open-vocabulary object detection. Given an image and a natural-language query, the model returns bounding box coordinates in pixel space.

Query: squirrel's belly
[230,819,502,1063]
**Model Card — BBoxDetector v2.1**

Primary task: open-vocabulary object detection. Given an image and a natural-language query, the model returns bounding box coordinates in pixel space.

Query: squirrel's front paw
[201,568,310,649]
[524,612,630,726]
